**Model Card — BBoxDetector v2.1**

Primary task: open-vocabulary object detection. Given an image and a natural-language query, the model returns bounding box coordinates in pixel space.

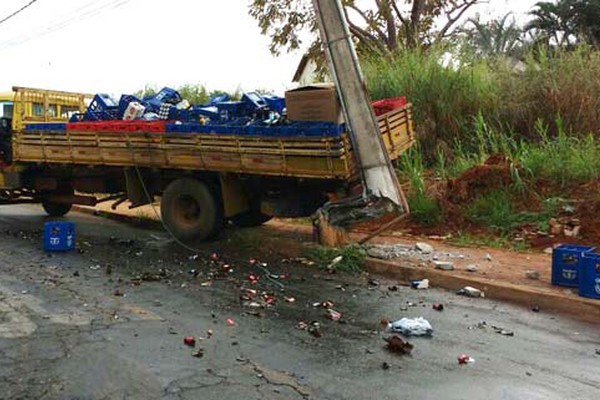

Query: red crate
[67,120,166,133]
[372,96,407,116]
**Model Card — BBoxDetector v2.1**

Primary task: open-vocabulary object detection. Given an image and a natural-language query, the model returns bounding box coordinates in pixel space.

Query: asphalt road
[0,205,598,400]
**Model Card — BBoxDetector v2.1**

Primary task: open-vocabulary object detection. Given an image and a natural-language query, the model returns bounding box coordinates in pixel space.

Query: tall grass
[398,146,442,226]
[364,48,496,158]
[364,46,600,159]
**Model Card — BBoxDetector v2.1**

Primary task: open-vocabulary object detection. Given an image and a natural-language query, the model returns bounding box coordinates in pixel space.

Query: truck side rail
[13,105,415,180]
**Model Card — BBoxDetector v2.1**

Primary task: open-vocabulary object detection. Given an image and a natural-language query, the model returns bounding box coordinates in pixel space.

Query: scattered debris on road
[326,309,342,321]
[388,317,433,337]
[368,278,381,287]
[531,305,541,313]
[384,335,414,355]
[466,264,478,273]
[457,286,485,298]
[525,271,540,280]
[484,253,493,262]
[184,336,196,347]
[308,321,322,338]
[433,261,454,271]
[458,354,475,365]
[411,279,429,289]
[191,348,204,358]
[433,304,444,311]
[415,242,434,254]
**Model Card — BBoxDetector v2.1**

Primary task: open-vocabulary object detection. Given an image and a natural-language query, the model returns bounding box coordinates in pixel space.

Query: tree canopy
[249,0,482,60]
[526,0,600,48]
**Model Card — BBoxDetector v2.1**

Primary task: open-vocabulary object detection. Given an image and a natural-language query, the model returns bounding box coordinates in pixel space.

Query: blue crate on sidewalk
[551,244,595,287]
[580,253,600,299]
[43,221,75,252]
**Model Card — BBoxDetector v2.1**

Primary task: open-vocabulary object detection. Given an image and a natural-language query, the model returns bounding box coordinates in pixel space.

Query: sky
[0,0,539,97]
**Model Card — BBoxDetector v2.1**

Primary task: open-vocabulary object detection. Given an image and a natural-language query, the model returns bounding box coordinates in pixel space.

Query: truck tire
[231,211,272,227]
[161,178,223,241]
[42,201,72,217]
[42,186,74,217]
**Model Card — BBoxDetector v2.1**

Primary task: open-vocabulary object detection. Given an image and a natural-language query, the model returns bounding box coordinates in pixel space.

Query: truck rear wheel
[42,186,74,217]
[161,178,223,241]
[42,201,72,217]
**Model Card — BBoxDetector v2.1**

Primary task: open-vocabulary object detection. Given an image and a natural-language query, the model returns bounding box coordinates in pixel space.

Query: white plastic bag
[388,317,433,337]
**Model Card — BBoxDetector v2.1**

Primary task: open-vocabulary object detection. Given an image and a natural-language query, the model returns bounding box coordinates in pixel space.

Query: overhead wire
[0,0,40,26]
[0,0,132,50]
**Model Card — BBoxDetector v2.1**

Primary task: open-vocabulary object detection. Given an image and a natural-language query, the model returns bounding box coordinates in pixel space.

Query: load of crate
[23,85,407,138]
[552,244,600,299]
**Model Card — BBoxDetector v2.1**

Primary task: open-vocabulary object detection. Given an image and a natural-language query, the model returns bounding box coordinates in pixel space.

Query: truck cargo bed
[13,106,414,180]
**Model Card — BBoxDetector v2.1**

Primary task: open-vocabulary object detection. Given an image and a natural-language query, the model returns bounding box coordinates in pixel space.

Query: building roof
[292,54,310,83]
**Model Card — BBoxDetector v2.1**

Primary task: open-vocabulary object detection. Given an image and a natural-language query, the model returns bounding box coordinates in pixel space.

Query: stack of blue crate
[552,244,600,299]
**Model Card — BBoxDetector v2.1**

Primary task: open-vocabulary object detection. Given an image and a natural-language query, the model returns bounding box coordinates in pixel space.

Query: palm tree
[466,13,524,57]
[526,0,578,48]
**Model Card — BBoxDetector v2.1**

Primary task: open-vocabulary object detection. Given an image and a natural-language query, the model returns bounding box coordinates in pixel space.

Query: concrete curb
[366,258,600,324]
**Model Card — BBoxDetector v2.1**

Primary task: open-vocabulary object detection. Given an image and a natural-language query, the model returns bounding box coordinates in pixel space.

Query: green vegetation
[365,46,600,161]
[135,84,242,104]
[448,232,531,252]
[306,245,366,273]
[398,147,442,226]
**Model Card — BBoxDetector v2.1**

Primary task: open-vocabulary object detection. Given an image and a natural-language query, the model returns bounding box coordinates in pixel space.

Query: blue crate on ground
[43,221,75,252]
[552,244,595,287]
[580,253,600,299]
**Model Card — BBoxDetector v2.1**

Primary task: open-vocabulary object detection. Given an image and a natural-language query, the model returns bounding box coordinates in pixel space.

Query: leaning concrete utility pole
[311,0,408,211]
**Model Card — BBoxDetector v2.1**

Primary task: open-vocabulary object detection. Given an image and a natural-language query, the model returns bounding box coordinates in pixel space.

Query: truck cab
[0,92,14,119]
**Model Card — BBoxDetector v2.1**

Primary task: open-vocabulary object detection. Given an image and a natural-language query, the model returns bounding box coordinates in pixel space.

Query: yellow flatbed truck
[0,86,414,240]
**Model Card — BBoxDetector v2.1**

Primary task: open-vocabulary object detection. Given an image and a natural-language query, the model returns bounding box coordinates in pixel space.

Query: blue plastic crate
[118,95,147,118]
[85,94,119,121]
[580,253,600,299]
[242,93,268,112]
[263,95,286,114]
[216,101,246,120]
[25,123,67,132]
[43,221,75,252]
[552,244,596,287]
[144,87,182,110]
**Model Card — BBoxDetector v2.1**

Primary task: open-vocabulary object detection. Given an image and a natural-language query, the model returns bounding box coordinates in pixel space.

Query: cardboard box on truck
[285,84,343,123]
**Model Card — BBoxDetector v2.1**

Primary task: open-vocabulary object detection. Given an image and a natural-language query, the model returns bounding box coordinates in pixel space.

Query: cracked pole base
[312,195,400,247]
[313,211,350,247]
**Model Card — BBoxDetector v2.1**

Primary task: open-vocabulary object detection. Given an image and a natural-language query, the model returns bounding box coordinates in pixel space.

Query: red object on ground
[226,318,235,326]
[458,354,473,365]
[372,96,408,116]
[247,273,260,284]
[183,336,196,347]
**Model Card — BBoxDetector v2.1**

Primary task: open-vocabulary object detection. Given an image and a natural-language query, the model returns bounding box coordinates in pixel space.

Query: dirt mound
[446,153,512,203]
